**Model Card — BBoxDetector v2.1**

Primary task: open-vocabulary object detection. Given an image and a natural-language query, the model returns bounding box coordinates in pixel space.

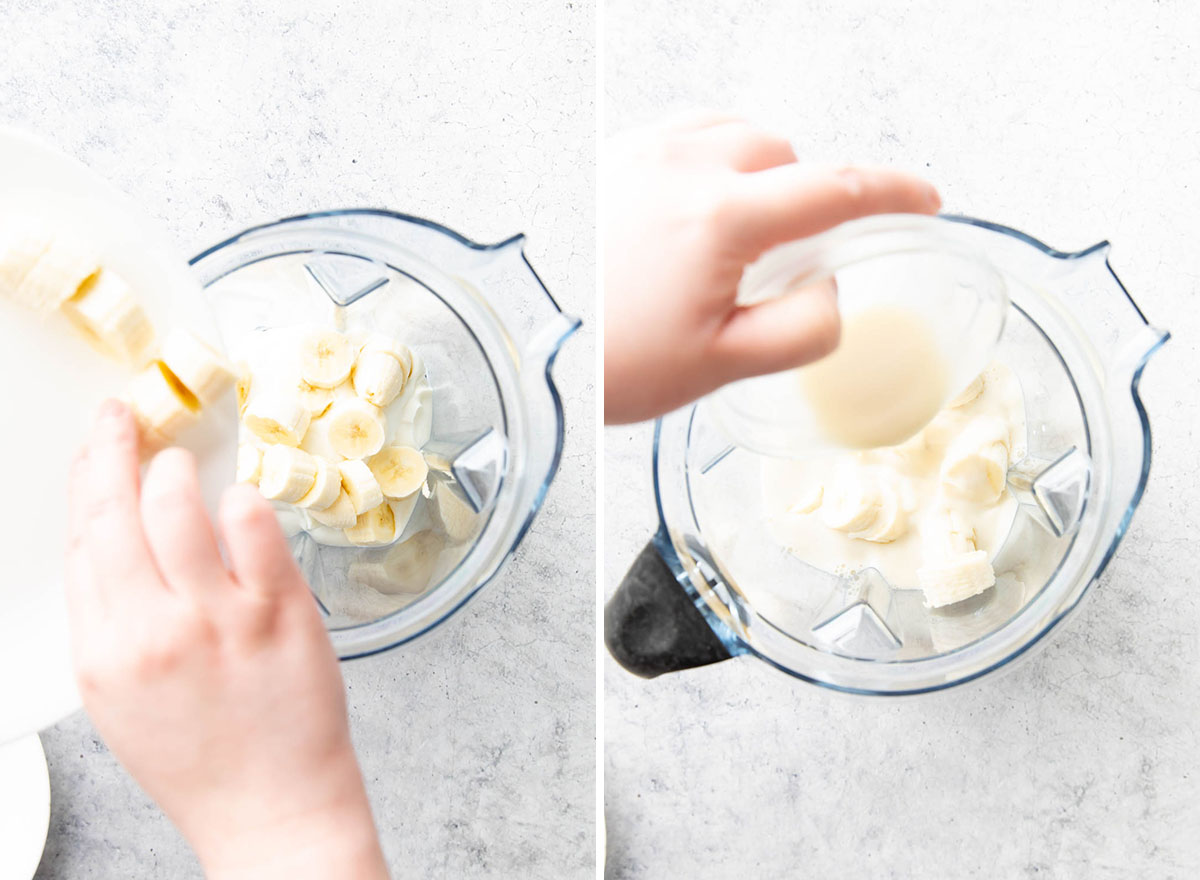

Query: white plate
[0,734,52,879]
[0,127,237,744]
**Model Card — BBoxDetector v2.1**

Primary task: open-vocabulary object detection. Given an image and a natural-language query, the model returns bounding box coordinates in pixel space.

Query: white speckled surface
[2,1,594,877]
[604,1,1199,877]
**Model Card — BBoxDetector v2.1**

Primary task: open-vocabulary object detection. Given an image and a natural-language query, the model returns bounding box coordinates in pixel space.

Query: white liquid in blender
[801,305,949,449]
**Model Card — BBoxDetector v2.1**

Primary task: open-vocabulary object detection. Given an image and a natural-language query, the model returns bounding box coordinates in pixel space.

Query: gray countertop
[604,1,1199,877]
[3,1,596,877]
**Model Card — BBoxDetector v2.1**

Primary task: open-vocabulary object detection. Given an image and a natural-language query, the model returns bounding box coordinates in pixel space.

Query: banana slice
[0,224,51,298]
[234,363,252,415]
[381,529,443,593]
[352,348,408,408]
[367,446,428,499]
[257,445,318,503]
[948,373,985,408]
[160,330,236,406]
[344,502,398,546]
[309,490,358,528]
[295,456,341,511]
[243,393,311,447]
[849,485,908,543]
[125,361,200,450]
[10,237,99,312]
[787,484,823,515]
[299,329,357,389]
[819,473,881,534]
[62,270,155,365]
[942,418,1010,503]
[917,549,996,608]
[338,459,384,513]
[296,381,335,417]
[326,398,386,459]
[236,444,263,484]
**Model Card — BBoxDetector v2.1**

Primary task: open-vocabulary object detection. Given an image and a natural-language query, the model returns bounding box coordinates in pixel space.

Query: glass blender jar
[605,214,1167,694]
[192,210,579,658]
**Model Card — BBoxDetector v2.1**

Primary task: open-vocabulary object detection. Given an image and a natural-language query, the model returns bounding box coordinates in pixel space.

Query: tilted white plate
[0,127,237,744]
[0,734,51,879]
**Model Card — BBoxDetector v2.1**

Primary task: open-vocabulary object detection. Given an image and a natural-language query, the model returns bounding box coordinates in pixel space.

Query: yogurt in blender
[763,361,1027,607]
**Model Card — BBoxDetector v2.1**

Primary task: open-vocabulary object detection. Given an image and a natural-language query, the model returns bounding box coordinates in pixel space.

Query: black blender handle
[604,541,732,678]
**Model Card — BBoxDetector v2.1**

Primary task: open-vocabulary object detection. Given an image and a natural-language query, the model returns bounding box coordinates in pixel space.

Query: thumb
[709,278,841,382]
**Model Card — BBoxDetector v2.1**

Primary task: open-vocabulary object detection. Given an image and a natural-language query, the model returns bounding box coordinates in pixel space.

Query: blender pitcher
[605,215,1168,695]
[192,210,579,659]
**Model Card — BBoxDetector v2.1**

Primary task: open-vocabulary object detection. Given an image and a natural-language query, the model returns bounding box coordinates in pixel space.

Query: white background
[2,1,595,877]
[604,1,1199,877]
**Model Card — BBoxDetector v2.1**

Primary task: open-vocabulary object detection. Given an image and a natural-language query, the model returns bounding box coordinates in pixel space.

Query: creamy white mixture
[762,361,1026,592]
[236,325,433,546]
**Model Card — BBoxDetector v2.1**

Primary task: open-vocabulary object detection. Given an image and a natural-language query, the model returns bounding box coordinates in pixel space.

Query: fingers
[219,483,305,599]
[65,447,106,629]
[654,108,746,133]
[81,400,162,602]
[689,121,797,172]
[140,448,228,599]
[711,277,841,380]
[726,165,941,258]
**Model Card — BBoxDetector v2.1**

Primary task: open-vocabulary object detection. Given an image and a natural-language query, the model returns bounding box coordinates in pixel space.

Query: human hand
[65,400,388,880]
[603,111,941,423]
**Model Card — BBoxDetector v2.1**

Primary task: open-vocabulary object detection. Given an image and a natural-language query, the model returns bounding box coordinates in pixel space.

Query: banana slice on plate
[0,223,52,298]
[8,236,98,313]
[367,446,428,499]
[917,549,996,608]
[160,330,236,406]
[62,269,155,365]
[299,329,357,389]
[125,360,200,450]
[326,398,385,459]
[243,392,311,447]
[257,445,318,503]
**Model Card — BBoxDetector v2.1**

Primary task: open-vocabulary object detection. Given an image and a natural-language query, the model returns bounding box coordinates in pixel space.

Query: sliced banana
[308,490,358,528]
[917,549,996,608]
[326,398,386,459]
[296,381,335,417]
[243,393,312,447]
[352,348,407,408]
[381,529,443,593]
[257,445,318,503]
[431,480,478,543]
[367,446,428,499]
[295,456,341,511]
[344,502,398,546]
[125,361,200,450]
[819,473,881,534]
[787,483,823,515]
[10,236,99,312]
[62,270,155,365]
[236,444,263,484]
[338,459,384,514]
[161,330,236,406]
[0,224,51,298]
[299,329,357,389]
[849,485,908,543]
[234,363,252,415]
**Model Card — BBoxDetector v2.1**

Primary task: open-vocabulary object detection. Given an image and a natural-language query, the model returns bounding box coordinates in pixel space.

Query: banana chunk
[236,444,263,484]
[126,361,200,450]
[309,490,358,528]
[367,446,428,499]
[849,486,908,544]
[352,345,409,408]
[243,393,311,447]
[296,381,335,417]
[326,398,386,459]
[234,363,252,415]
[295,456,341,511]
[257,445,318,503]
[948,373,985,408]
[161,330,236,406]
[4,234,96,312]
[299,329,357,389]
[917,549,996,608]
[338,459,384,514]
[62,270,155,365]
[820,473,881,534]
[344,502,398,546]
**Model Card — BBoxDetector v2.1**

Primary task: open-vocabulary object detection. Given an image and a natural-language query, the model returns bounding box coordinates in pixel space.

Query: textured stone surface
[604,1,1199,877]
[2,1,595,877]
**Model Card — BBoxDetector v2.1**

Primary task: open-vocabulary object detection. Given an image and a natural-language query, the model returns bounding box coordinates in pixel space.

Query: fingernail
[925,185,942,212]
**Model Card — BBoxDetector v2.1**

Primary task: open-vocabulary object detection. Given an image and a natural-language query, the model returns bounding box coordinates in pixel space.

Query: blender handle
[604,541,732,678]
